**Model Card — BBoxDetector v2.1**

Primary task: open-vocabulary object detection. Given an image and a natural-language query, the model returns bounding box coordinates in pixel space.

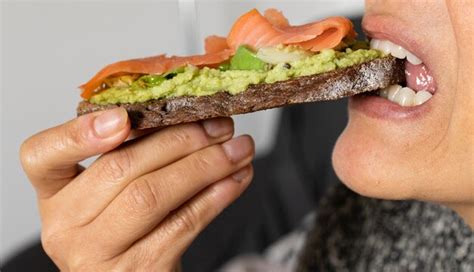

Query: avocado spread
[90,47,383,105]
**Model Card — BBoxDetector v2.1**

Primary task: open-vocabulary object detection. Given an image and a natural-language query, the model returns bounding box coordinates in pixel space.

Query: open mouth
[363,38,436,107]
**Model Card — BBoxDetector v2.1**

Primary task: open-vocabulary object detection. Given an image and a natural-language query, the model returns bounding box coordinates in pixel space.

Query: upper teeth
[370,39,422,65]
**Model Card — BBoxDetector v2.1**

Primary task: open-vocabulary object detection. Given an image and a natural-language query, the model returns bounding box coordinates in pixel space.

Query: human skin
[333,0,474,227]
[20,1,473,270]
[20,110,255,271]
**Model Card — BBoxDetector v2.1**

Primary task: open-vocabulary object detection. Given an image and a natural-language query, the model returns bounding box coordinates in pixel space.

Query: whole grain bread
[77,56,405,129]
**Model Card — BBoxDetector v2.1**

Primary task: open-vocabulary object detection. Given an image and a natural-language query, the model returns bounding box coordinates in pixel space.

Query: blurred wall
[0,0,363,262]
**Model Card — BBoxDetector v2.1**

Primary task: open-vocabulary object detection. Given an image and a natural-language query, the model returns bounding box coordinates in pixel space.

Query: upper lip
[362,14,431,69]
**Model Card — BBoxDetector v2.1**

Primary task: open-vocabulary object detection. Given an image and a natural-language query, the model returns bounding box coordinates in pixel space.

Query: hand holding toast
[20,108,254,271]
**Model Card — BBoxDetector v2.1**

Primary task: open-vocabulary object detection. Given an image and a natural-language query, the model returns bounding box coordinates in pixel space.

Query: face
[332,0,473,213]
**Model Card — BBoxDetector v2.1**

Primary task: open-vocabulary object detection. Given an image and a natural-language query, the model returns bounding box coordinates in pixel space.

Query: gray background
[1,0,363,262]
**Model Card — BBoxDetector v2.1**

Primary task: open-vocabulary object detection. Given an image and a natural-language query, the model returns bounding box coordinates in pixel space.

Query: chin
[332,116,417,201]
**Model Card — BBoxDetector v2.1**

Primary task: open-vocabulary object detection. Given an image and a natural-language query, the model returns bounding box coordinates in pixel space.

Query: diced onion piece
[256,46,311,64]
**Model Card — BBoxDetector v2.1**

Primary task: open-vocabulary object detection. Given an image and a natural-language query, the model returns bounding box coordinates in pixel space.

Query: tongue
[405,62,437,93]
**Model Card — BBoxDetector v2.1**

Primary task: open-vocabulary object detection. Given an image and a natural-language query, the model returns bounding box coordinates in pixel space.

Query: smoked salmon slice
[226,9,356,51]
[263,8,290,28]
[80,8,356,99]
[205,35,229,54]
[80,50,232,99]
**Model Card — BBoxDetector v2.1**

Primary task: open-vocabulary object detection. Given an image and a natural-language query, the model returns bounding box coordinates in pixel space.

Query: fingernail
[202,118,233,138]
[222,135,254,163]
[232,166,250,182]
[93,108,128,138]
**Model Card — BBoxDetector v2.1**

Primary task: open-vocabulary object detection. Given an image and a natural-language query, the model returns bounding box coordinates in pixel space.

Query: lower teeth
[378,84,432,107]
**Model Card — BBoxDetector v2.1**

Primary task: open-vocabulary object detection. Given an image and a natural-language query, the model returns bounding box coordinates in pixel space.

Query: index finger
[20,108,130,198]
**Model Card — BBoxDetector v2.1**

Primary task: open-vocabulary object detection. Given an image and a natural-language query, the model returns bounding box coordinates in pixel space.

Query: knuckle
[68,254,92,272]
[41,229,92,271]
[167,123,209,150]
[40,229,63,261]
[189,151,216,173]
[126,178,161,215]
[193,145,232,172]
[19,119,86,175]
[62,120,88,149]
[98,148,133,182]
[169,205,201,235]
[190,146,232,175]
[19,137,40,172]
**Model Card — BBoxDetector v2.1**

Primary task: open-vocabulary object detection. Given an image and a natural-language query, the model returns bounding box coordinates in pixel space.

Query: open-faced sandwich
[77,8,405,129]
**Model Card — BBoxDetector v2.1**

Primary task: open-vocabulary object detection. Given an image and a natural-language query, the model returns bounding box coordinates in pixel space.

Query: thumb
[20,107,130,198]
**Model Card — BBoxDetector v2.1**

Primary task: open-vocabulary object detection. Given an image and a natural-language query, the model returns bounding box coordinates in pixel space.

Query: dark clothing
[298,183,474,271]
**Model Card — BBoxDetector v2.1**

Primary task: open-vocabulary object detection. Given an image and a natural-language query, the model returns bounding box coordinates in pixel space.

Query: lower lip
[349,94,432,121]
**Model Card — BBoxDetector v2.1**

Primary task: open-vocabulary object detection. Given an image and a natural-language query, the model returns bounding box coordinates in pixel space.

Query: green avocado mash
[90,48,383,105]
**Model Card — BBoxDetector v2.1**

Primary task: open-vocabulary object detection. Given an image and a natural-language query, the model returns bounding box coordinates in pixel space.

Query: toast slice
[77,56,405,129]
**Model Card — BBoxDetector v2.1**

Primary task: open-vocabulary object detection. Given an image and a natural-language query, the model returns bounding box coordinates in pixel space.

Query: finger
[20,108,130,198]
[87,135,254,254]
[44,118,234,226]
[127,165,254,269]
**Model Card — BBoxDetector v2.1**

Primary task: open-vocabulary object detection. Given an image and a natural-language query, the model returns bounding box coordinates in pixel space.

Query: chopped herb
[139,75,165,86]
[165,73,177,79]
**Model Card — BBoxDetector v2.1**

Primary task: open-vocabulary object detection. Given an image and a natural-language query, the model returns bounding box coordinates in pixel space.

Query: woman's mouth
[350,35,437,119]
[370,38,436,107]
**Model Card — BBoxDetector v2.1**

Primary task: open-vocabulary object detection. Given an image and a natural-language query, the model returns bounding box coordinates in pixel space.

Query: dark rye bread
[77,56,405,129]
